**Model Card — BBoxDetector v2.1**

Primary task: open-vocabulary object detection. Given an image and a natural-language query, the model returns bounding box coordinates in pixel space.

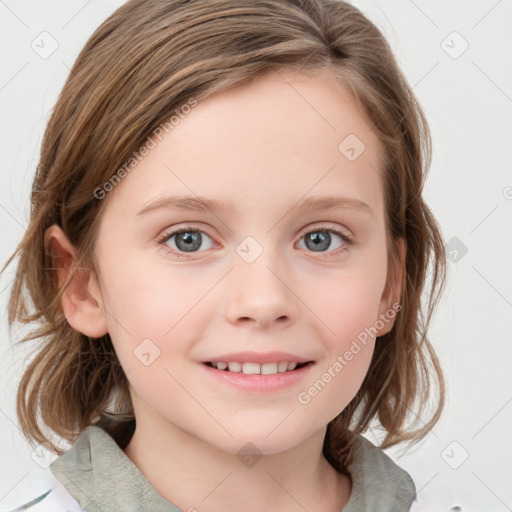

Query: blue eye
[156,225,215,255]
[156,223,352,259]
[297,227,351,253]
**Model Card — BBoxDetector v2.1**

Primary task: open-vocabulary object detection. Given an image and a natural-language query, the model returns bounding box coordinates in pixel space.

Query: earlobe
[44,224,108,338]
[376,237,406,337]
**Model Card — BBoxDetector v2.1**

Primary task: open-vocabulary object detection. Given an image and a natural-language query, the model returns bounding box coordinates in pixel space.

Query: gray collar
[343,435,416,511]
[50,426,416,511]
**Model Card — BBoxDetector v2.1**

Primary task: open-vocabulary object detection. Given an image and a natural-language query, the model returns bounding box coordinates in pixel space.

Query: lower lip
[199,362,314,392]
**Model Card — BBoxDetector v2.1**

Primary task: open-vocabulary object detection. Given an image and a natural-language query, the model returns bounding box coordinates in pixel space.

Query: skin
[46,67,405,512]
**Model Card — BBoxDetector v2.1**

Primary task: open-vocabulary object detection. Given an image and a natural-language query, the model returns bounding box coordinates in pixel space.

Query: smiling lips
[201,351,315,391]
[202,351,314,376]
[204,360,310,375]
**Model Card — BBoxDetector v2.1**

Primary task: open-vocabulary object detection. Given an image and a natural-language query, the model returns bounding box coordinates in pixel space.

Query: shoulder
[342,435,416,511]
[350,436,463,512]
[350,435,416,492]
[0,467,85,512]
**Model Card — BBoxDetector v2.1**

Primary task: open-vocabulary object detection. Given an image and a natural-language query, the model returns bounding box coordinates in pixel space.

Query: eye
[297,224,353,255]
[156,225,215,257]
[156,223,353,259]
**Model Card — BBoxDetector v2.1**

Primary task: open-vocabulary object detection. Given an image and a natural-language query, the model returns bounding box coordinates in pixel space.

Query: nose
[223,247,299,329]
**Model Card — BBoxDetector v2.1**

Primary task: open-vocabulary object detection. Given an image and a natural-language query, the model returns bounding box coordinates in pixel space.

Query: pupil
[176,231,201,252]
[306,231,329,251]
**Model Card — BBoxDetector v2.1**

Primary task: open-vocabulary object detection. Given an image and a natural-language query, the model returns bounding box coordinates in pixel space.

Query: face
[80,68,401,455]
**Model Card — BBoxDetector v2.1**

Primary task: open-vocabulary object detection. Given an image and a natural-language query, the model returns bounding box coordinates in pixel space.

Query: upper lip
[202,351,314,364]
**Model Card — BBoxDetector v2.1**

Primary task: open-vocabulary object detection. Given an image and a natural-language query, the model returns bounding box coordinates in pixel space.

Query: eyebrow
[136,194,373,217]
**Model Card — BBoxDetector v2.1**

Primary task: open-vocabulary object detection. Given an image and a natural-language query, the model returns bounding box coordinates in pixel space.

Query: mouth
[200,357,315,392]
[202,360,313,375]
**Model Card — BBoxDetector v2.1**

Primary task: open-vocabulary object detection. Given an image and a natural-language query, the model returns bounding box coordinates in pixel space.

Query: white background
[0,1,511,510]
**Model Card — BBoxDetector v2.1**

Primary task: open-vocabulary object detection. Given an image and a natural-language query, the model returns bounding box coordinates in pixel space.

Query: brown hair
[2,0,446,468]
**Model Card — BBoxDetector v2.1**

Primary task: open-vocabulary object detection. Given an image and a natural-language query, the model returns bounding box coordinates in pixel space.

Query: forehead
[101,68,385,223]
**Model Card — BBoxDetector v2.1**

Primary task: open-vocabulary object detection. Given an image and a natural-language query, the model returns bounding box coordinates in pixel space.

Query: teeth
[210,361,305,374]
[278,361,289,373]
[261,363,278,375]
[227,361,242,372]
[243,362,260,374]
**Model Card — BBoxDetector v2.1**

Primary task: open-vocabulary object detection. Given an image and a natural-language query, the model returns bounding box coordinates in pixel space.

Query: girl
[2,0,447,510]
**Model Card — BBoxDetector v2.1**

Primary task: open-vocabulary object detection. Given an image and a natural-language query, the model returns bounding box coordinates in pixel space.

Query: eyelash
[156,223,353,259]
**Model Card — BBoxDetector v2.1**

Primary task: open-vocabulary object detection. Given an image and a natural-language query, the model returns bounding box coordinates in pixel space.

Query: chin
[204,425,310,457]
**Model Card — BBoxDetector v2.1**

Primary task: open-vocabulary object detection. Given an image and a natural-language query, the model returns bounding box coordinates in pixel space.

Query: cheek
[297,327,376,422]
[302,264,386,346]
[290,269,385,419]
[99,248,200,334]
[98,257,215,376]
[328,338,375,398]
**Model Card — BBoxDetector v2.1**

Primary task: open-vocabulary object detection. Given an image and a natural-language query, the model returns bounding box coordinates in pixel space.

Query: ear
[375,237,406,337]
[44,224,108,338]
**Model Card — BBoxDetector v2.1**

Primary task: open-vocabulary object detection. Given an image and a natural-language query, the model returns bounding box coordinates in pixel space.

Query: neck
[123,416,351,512]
